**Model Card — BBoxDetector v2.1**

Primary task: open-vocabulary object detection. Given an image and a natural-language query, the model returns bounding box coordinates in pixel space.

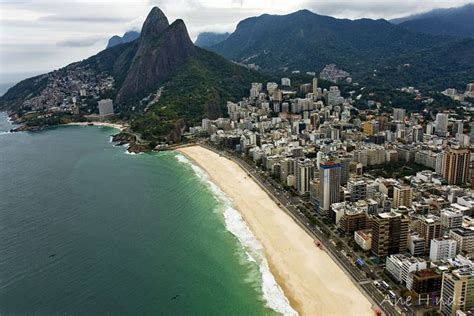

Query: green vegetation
[20,113,81,129]
[352,86,461,113]
[365,161,431,178]
[131,49,264,141]
[210,10,474,91]
[0,75,49,111]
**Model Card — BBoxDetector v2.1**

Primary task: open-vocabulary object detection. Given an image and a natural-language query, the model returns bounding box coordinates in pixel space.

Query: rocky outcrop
[112,132,137,146]
[166,119,187,143]
[115,8,196,104]
[205,89,223,120]
[112,132,150,153]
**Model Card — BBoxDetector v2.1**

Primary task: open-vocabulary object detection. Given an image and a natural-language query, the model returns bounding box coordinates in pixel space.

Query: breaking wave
[175,153,297,316]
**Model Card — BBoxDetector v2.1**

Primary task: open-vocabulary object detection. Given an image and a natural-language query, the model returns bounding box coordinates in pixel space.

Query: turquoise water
[0,113,291,315]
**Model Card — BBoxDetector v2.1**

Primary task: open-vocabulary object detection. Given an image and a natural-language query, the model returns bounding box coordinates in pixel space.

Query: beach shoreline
[178,145,375,316]
[66,121,127,131]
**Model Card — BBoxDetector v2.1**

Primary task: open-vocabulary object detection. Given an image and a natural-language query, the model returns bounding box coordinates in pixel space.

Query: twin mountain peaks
[116,7,197,104]
[1,6,473,140]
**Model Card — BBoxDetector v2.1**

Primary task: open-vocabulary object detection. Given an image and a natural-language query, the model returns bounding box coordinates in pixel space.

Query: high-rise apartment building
[442,148,470,185]
[339,156,351,185]
[280,158,295,183]
[440,268,474,316]
[393,108,406,122]
[435,113,449,135]
[371,212,409,257]
[429,237,457,261]
[347,178,367,202]
[393,185,413,208]
[440,209,463,232]
[319,158,341,213]
[412,125,424,142]
[416,215,442,254]
[312,77,318,95]
[296,158,314,196]
[98,99,114,117]
[450,228,474,253]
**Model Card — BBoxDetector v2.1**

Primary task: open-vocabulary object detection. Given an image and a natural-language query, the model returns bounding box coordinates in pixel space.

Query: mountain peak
[293,9,314,16]
[115,13,196,104]
[141,7,169,39]
[170,19,186,30]
[168,19,193,41]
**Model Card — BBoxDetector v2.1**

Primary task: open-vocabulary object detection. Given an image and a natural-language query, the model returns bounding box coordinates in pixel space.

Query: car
[388,290,396,300]
[381,281,390,292]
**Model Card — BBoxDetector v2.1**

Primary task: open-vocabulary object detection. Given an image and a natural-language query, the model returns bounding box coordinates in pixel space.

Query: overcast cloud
[0,0,473,81]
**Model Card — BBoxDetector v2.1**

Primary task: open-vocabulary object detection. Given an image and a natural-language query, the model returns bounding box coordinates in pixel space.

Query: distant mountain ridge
[106,31,140,48]
[391,3,474,38]
[208,9,474,90]
[194,32,230,48]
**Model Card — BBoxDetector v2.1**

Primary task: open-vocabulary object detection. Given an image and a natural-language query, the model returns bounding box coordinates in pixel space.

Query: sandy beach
[178,145,375,316]
[66,121,127,131]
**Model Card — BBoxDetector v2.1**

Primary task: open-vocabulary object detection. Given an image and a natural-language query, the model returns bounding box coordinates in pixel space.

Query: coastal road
[201,144,404,316]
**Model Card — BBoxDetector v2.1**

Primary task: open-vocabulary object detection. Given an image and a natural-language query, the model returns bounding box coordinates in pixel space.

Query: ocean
[0,113,294,315]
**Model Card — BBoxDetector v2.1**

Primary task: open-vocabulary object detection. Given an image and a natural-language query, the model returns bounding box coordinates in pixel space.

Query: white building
[354,229,372,251]
[266,82,278,95]
[385,254,428,284]
[281,78,291,87]
[296,158,314,196]
[319,158,341,212]
[429,238,457,261]
[327,86,343,106]
[408,233,426,257]
[441,209,463,232]
[347,178,367,202]
[435,113,449,135]
[98,99,114,117]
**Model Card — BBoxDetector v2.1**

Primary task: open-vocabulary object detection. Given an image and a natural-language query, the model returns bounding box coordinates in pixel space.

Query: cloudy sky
[0,0,472,82]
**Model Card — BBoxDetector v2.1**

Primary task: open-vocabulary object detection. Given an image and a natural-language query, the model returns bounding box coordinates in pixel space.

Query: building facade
[319,158,341,213]
[371,212,409,257]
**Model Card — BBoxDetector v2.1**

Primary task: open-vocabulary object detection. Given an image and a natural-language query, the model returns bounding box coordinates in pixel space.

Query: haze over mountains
[391,3,474,38]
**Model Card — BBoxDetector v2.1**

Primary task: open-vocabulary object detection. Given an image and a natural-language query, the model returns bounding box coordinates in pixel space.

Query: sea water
[0,113,294,315]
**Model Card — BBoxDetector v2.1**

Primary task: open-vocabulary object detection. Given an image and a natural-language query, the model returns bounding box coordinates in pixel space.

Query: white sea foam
[124,150,143,155]
[122,141,144,155]
[175,153,298,316]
